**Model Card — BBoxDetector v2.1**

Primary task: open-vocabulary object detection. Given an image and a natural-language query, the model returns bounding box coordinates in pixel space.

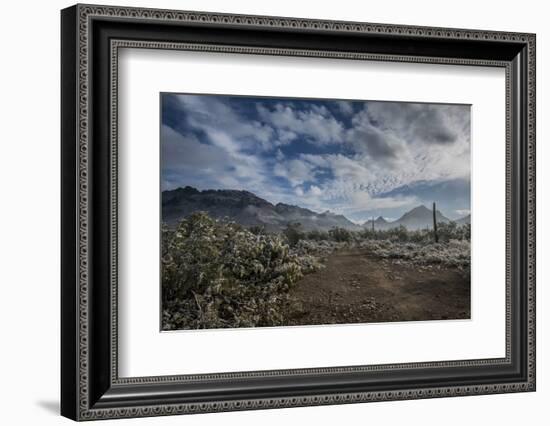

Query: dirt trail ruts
[286,249,470,325]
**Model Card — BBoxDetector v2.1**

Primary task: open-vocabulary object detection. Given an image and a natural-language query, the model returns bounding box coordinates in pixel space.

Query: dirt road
[287,249,470,325]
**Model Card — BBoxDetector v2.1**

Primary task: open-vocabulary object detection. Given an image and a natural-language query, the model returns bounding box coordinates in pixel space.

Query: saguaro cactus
[372,216,375,232]
[433,202,439,243]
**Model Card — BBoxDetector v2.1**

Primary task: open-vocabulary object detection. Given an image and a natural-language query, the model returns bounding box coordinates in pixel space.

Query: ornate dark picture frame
[61,4,536,421]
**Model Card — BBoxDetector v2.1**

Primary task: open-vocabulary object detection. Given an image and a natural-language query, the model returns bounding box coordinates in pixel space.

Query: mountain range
[363,205,457,230]
[162,186,470,231]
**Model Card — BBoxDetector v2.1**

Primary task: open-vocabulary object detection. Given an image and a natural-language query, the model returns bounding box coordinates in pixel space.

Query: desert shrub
[248,225,267,235]
[328,227,353,242]
[162,212,321,330]
[437,221,457,242]
[359,229,371,239]
[447,222,470,240]
[440,223,469,241]
[282,222,304,247]
[305,229,330,241]
[461,223,471,240]
[299,222,469,245]
[407,229,432,244]
[358,238,470,272]
[162,212,471,329]
[388,225,410,242]
[353,223,470,244]
[293,239,344,258]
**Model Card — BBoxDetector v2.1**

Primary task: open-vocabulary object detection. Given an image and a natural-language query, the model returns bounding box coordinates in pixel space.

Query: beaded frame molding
[61,4,536,421]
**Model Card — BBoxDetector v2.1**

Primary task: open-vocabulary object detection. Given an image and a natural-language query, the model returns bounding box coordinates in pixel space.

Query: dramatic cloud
[161,94,471,221]
[366,102,470,146]
[346,108,407,161]
[257,103,345,145]
[273,159,316,187]
[167,94,275,152]
[335,100,354,115]
[161,124,268,196]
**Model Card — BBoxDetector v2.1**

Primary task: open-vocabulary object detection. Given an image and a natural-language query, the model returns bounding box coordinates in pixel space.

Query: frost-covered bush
[328,227,353,242]
[305,229,330,241]
[162,212,471,329]
[358,238,470,271]
[438,222,470,241]
[282,222,305,247]
[354,223,469,244]
[162,212,322,330]
[293,239,347,257]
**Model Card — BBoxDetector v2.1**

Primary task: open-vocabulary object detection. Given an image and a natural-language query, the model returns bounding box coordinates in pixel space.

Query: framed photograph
[61,4,536,421]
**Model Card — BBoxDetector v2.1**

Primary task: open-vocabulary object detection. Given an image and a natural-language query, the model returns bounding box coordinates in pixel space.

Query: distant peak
[410,205,431,213]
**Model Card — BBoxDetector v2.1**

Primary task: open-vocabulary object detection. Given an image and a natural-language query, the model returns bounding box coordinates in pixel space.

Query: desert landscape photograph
[160,93,471,330]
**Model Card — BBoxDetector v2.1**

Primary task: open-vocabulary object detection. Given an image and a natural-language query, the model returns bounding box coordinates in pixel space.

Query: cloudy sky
[161,93,471,222]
